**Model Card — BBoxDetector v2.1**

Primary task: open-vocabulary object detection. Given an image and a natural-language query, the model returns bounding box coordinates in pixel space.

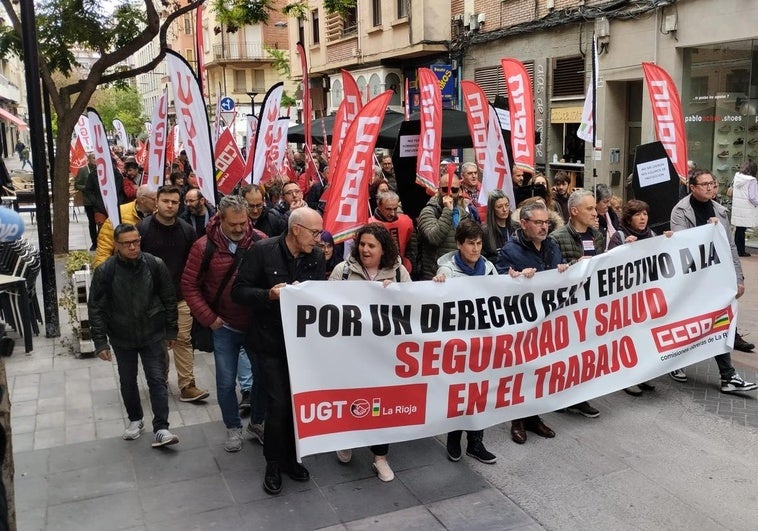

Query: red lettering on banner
[651,307,733,352]
[507,73,531,162]
[293,384,427,438]
[417,85,437,175]
[494,374,525,407]
[447,383,465,417]
[594,288,668,335]
[650,80,678,165]
[175,73,203,190]
[335,116,381,223]
[92,123,110,196]
[463,89,487,168]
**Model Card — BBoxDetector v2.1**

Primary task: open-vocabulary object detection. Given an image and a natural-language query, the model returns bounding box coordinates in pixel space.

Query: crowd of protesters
[83,143,758,495]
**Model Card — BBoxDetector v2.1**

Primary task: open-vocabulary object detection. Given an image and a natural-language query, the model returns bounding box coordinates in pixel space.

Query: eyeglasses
[693,181,717,188]
[247,203,265,211]
[117,238,141,248]
[525,219,549,227]
[296,224,323,238]
[446,187,460,193]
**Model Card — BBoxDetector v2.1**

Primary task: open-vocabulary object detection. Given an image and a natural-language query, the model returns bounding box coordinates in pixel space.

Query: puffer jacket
[496,229,563,273]
[88,252,177,353]
[417,195,471,280]
[181,215,265,330]
[327,255,411,282]
[94,201,144,268]
[231,234,325,358]
[549,222,604,264]
[730,172,758,228]
[435,250,496,278]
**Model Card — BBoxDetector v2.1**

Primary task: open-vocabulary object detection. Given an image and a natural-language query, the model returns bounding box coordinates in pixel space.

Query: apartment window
[372,0,382,27]
[475,62,534,101]
[252,70,265,92]
[184,14,192,34]
[552,56,584,97]
[234,70,246,92]
[397,0,407,18]
[312,10,320,44]
[343,6,358,36]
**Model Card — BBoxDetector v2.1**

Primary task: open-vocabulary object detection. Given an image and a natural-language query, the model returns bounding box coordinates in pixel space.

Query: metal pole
[42,84,55,182]
[20,0,60,338]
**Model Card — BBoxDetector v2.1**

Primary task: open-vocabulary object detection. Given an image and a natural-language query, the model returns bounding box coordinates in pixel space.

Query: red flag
[251,83,284,184]
[324,91,394,243]
[297,42,317,186]
[166,49,215,205]
[461,80,489,171]
[501,58,535,173]
[165,126,175,174]
[330,69,363,175]
[416,68,442,194]
[135,139,148,168]
[642,62,688,180]
[88,108,120,224]
[282,150,297,183]
[215,127,247,194]
[69,135,87,176]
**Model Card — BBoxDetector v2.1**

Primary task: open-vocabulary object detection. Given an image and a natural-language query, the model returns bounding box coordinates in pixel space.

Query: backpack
[101,252,162,296]
[137,215,196,245]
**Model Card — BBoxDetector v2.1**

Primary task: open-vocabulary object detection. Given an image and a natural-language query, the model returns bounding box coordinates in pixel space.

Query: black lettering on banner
[370,304,412,336]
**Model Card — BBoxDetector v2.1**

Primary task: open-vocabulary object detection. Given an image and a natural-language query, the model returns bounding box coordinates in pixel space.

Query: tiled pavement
[5,156,758,529]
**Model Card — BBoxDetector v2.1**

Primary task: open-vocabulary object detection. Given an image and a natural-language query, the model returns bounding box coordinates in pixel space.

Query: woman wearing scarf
[432,219,498,464]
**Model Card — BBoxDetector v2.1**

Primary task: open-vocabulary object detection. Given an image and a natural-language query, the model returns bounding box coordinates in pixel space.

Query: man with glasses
[417,173,474,280]
[275,181,307,217]
[497,202,566,444]
[181,189,216,238]
[669,169,757,393]
[232,207,325,495]
[241,184,287,237]
[89,223,180,447]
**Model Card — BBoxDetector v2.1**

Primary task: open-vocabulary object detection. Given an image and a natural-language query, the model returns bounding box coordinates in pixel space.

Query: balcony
[212,42,268,61]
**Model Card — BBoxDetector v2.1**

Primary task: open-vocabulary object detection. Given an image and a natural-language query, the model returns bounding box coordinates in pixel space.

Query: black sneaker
[466,442,497,464]
[446,432,462,462]
[239,389,251,416]
[566,401,600,418]
[721,374,758,393]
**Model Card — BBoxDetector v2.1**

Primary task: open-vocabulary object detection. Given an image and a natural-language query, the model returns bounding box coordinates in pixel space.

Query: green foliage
[64,251,94,276]
[323,0,356,18]
[281,91,297,108]
[265,46,290,77]
[282,1,309,20]
[212,0,276,31]
[89,86,145,135]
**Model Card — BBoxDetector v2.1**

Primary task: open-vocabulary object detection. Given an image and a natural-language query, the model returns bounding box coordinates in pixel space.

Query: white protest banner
[146,88,168,191]
[88,108,120,224]
[282,224,737,459]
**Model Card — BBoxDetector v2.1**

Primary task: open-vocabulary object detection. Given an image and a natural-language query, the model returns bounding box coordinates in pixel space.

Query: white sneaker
[372,456,394,482]
[122,420,144,440]
[152,429,179,447]
[224,427,243,452]
[336,449,352,463]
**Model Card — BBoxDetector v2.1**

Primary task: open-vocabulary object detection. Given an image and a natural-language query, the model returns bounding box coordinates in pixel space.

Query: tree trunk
[52,108,76,254]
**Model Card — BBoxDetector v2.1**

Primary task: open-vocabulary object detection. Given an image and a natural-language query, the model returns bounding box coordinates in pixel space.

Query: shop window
[368,73,382,98]
[331,79,343,110]
[385,73,401,106]
[552,56,584,98]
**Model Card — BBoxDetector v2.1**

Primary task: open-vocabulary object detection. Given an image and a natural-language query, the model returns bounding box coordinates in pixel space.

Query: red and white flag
[324,91,394,243]
[297,42,318,186]
[215,127,247,195]
[76,115,93,153]
[146,88,169,191]
[416,67,442,194]
[88,108,120,224]
[135,140,148,169]
[241,114,258,183]
[461,80,490,171]
[260,118,290,183]
[481,104,514,208]
[501,58,535,173]
[69,135,87,176]
[404,77,410,121]
[166,49,215,205]
[251,82,284,184]
[113,119,129,151]
[330,69,363,172]
[577,35,598,145]
[642,62,688,180]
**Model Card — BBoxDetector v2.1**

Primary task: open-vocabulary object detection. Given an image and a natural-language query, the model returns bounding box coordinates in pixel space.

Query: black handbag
[191,240,243,352]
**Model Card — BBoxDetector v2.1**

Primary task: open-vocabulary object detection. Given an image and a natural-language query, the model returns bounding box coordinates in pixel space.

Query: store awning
[0,108,27,131]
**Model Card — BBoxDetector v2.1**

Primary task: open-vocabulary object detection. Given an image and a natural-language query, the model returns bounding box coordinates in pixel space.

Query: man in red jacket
[369,190,415,273]
[181,195,266,452]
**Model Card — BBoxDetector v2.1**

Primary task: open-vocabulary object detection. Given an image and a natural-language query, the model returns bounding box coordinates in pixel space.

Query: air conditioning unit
[351,47,359,57]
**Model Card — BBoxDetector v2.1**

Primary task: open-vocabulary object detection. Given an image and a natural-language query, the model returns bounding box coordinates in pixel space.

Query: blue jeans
[237,348,252,391]
[113,340,169,433]
[213,326,245,429]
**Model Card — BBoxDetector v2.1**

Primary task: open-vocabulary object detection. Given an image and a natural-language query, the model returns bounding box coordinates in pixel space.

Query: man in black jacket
[241,184,287,237]
[232,207,325,495]
[88,223,180,447]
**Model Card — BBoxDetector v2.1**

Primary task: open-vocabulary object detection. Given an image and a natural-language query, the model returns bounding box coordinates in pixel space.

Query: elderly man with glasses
[232,207,325,495]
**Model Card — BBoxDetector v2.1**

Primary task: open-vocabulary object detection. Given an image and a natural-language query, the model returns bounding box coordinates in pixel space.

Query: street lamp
[246,91,258,116]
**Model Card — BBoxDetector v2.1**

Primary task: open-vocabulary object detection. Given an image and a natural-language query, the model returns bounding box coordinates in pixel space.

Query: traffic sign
[220,97,235,112]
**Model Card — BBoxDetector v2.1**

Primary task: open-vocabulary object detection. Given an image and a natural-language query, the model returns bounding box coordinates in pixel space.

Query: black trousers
[84,205,98,247]
[255,352,297,463]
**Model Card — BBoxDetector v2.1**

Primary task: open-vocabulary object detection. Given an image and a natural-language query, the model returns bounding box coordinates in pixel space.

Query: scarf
[452,207,460,229]
[453,251,486,276]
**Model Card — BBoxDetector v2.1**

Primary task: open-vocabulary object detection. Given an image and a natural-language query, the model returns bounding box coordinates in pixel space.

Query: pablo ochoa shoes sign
[294,384,427,438]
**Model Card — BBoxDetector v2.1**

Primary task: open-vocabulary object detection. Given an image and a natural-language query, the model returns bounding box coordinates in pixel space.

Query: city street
[4,156,758,530]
